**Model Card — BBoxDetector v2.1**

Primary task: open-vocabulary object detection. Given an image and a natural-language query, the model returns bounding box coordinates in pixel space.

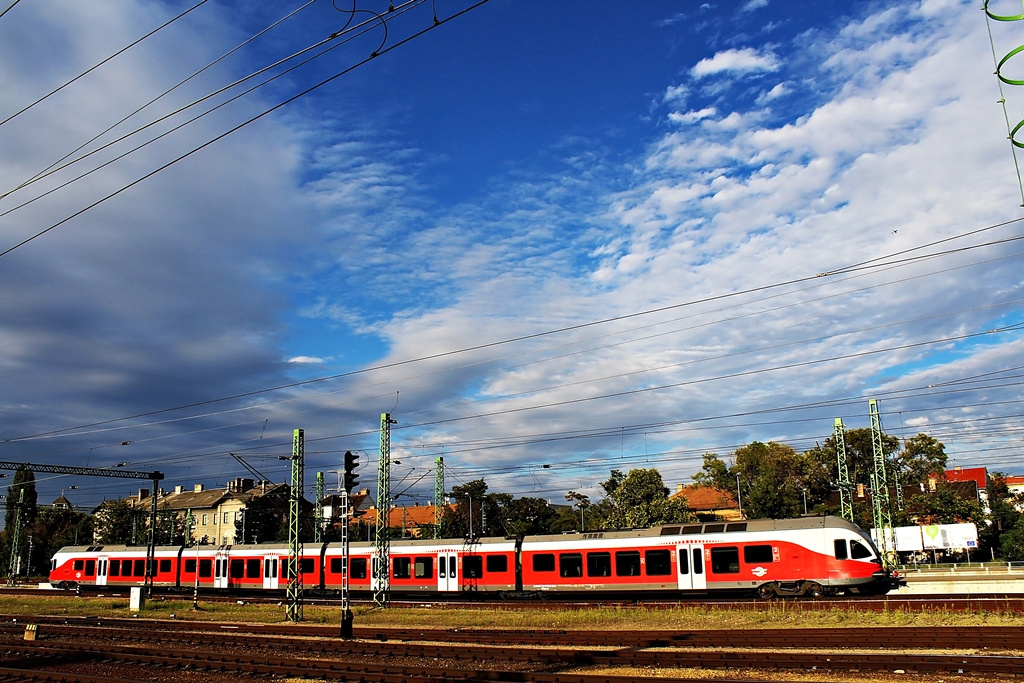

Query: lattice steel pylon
[314,471,324,544]
[6,489,25,585]
[373,413,396,608]
[286,428,304,622]
[833,418,854,523]
[869,400,896,569]
[434,456,444,539]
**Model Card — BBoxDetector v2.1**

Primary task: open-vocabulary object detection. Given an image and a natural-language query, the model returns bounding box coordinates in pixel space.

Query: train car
[50,516,899,599]
[520,516,895,598]
[319,537,519,595]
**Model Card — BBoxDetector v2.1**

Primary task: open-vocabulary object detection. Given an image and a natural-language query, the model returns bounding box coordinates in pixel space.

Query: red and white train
[50,515,901,599]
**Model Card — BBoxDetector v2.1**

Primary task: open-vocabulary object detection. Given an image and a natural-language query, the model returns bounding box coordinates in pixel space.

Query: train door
[676,543,706,591]
[214,549,229,589]
[437,552,458,592]
[263,555,281,589]
[95,556,108,586]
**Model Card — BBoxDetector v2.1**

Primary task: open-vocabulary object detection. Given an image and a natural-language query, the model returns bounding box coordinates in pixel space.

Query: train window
[449,557,457,579]
[329,558,342,573]
[710,547,740,574]
[660,526,681,536]
[726,523,748,532]
[682,525,703,535]
[615,551,641,577]
[199,559,212,578]
[73,560,83,571]
[559,553,583,578]
[159,559,171,573]
[134,560,145,577]
[850,540,872,560]
[834,540,849,560]
[533,554,555,572]
[185,559,196,573]
[703,524,725,533]
[414,557,433,579]
[645,549,672,576]
[486,555,508,573]
[464,556,483,579]
[351,557,367,579]
[230,559,245,578]
[587,552,611,577]
[743,545,773,564]
[85,560,95,577]
[247,559,261,578]
[692,548,703,574]
[392,557,411,579]
[300,558,315,574]
[678,549,689,575]
[109,560,121,577]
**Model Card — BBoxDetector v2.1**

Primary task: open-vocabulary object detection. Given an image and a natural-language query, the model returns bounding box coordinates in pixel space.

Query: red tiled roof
[672,485,737,511]
[944,467,987,490]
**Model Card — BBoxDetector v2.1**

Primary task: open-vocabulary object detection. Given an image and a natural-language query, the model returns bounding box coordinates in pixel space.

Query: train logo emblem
[751,566,768,577]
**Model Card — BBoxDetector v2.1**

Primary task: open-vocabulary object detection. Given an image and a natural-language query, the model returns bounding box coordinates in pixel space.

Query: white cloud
[690,47,780,79]
[288,356,326,364]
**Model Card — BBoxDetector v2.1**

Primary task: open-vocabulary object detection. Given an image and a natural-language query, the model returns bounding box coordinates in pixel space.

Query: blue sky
[2,0,1024,512]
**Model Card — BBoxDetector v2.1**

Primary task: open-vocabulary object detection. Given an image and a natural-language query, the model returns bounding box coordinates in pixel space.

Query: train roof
[524,515,863,543]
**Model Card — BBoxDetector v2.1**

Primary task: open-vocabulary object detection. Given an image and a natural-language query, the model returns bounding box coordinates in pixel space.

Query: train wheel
[757,583,775,600]
[804,582,824,599]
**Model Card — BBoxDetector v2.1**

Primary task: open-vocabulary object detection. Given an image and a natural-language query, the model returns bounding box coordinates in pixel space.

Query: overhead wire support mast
[833,419,854,523]
[374,413,397,608]
[0,461,163,595]
[868,400,896,569]
[285,429,304,622]
[434,456,444,539]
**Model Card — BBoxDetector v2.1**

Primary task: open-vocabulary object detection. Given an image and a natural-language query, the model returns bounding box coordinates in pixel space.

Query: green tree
[1000,516,1024,562]
[503,496,557,537]
[439,480,489,539]
[734,442,806,519]
[602,468,691,529]
[899,433,948,485]
[28,506,93,575]
[94,499,139,545]
[805,427,901,491]
[982,473,1022,558]
[1,466,39,574]
[692,453,731,490]
[902,481,985,525]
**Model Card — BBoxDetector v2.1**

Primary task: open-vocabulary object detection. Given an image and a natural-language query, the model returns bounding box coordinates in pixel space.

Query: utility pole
[869,400,896,568]
[374,413,396,608]
[433,456,444,539]
[314,472,324,544]
[834,418,854,522]
[6,489,25,585]
[285,429,304,622]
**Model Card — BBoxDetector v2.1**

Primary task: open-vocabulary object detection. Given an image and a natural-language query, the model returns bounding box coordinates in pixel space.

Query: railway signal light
[343,451,359,494]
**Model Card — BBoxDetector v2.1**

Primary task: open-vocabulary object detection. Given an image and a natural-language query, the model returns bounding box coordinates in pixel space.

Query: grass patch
[2,592,1022,630]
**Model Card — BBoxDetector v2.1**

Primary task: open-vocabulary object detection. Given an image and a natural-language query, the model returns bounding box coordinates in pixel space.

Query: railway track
[0,616,1021,682]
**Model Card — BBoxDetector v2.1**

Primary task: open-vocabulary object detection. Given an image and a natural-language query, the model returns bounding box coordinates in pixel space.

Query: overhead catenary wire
[0,0,490,259]
[7,214,1021,443]
[0,0,211,129]
[1,0,320,203]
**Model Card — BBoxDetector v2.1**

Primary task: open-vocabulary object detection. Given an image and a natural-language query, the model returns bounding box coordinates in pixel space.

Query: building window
[201,514,208,525]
